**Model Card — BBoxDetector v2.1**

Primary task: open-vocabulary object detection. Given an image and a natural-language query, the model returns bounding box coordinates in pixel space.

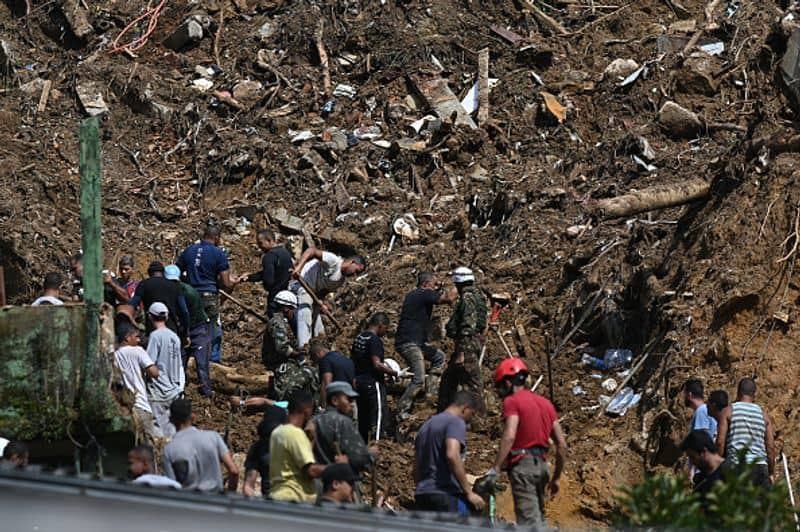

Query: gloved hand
[397,368,413,379]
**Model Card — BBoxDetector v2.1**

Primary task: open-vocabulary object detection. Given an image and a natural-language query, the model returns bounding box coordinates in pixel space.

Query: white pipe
[782,453,799,530]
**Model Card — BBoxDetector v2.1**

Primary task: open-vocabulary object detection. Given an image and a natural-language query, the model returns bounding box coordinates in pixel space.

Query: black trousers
[414,492,469,515]
[355,377,390,442]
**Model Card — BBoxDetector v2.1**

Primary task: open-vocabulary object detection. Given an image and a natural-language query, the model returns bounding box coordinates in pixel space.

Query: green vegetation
[615,466,799,531]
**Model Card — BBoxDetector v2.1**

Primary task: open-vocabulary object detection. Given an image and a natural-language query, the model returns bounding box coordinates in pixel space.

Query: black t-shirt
[319,351,355,385]
[247,247,293,314]
[395,288,442,347]
[352,331,385,384]
[244,440,271,493]
[693,460,730,497]
[130,276,184,334]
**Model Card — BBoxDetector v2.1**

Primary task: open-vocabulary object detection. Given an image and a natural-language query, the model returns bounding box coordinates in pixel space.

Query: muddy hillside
[3,0,800,525]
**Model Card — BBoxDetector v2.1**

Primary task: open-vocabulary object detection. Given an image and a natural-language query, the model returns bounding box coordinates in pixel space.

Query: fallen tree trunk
[746,132,800,160]
[189,359,272,395]
[593,178,710,219]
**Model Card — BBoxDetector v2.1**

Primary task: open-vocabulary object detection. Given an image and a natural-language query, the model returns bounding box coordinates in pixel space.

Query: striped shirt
[726,402,767,465]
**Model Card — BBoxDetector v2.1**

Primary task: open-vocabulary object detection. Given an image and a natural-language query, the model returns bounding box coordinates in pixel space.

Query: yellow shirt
[269,423,317,502]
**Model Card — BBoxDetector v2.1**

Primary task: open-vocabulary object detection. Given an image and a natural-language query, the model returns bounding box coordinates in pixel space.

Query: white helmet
[384,358,401,375]
[274,290,297,309]
[452,266,474,284]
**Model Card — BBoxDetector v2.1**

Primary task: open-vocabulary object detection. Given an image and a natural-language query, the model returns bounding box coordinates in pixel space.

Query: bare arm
[764,410,776,478]
[494,415,519,471]
[446,438,485,510]
[293,248,324,278]
[145,365,159,379]
[221,451,240,492]
[320,373,332,407]
[549,421,567,493]
[242,470,258,497]
[371,355,398,377]
[716,407,730,456]
[105,274,130,303]
[438,286,458,305]
[219,270,237,291]
[304,463,327,479]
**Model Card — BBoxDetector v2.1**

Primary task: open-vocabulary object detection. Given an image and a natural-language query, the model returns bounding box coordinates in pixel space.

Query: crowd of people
[11,220,781,527]
[680,377,776,503]
[10,220,570,528]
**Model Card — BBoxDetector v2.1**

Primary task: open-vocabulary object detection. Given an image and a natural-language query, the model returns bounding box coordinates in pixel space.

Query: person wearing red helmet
[490,357,567,528]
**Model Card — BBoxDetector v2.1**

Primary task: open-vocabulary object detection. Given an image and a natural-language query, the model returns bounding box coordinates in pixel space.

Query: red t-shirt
[502,389,558,462]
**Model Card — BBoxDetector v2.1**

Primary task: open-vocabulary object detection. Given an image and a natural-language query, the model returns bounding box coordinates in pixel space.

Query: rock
[658,101,702,139]
[232,80,263,108]
[676,55,719,96]
[781,29,800,114]
[76,82,109,116]
[163,16,209,51]
[62,0,93,39]
[257,20,275,39]
[603,59,639,80]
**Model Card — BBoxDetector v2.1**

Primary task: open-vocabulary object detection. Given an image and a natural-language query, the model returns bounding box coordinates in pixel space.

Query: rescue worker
[263,290,318,401]
[490,358,567,529]
[437,267,487,415]
[291,247,367,349]
[309,381,375,499]
[238,229,293,317]
[395,272,456,418]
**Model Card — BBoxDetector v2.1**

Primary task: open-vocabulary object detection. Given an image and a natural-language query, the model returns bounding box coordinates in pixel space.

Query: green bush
[615,466,798,531]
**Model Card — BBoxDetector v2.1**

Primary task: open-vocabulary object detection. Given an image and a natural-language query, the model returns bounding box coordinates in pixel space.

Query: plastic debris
[605,387,641,416]
[601,378,618,392]
[460,78,499,114]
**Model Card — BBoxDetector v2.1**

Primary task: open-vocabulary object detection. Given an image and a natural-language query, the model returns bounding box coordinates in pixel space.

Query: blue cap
[165,264,181,281]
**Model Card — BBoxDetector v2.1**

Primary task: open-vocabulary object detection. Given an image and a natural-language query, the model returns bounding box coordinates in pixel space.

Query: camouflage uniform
[262,314,295,371]
[263,314,319,402]
[312,407,372,472]
[437,286,487,414]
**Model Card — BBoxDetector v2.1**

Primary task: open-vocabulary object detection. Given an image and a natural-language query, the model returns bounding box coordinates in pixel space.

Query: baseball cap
[148,302,169,317]
[322,464,357,486]
[326,381,359,398]
[164,264,181,281]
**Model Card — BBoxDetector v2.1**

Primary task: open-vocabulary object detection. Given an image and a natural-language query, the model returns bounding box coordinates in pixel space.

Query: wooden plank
[37,80,52,114]
[516,323,534,359]
[477,47,490,124]
[409,75,477,129]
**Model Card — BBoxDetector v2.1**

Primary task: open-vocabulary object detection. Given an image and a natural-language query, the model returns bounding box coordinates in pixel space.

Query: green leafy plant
[615,466,799,531]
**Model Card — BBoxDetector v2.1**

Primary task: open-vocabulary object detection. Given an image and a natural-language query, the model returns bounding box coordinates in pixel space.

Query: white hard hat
[274,290,297,309]
[384,358,401,374]
[451,266,474,284]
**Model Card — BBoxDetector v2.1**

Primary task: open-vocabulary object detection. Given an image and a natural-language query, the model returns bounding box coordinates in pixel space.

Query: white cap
[148,302,169,317]
[274,290,298,309]
[452,266,474,284]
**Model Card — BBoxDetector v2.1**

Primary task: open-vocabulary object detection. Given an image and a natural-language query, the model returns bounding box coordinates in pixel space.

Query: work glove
[397,368,413,379]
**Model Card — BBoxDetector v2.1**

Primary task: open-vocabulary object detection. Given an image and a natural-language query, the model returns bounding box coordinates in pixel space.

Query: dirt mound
[3,0,800,524]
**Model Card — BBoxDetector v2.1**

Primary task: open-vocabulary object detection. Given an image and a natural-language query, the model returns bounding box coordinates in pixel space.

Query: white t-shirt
[132,474,182,489]
[114,346,155,413]
[32,296,64,306]
[300,252,344,296]
[146,327,185,402]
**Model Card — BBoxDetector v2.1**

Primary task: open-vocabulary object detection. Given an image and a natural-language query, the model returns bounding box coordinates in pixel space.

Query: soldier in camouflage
[262,291,319,402]
[309,381,374,500]
[437,267,488,415]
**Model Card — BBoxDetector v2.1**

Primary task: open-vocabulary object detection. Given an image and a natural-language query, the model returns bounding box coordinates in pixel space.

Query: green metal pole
[79,117,103,472]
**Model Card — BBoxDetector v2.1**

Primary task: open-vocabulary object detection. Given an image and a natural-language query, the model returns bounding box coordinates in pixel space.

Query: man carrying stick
[290,247,366,348]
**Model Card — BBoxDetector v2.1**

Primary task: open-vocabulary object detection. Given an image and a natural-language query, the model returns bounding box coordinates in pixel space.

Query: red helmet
[494,358,529,384]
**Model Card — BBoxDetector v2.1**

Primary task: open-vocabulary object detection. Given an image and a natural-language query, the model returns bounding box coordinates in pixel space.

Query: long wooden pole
[295,276,343,331]
[80,116,102,368]
[219,290,269,323]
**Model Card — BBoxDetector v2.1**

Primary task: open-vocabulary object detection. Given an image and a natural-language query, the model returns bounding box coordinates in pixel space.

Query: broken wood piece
[521,0,568,35]
[594,178,710,219]
[516,323,535,359]
[478,47,490,124]
[491,25,525,46]
[409,75,477,129]
[541,91,567,122]
[37,80,52,114]
[191,359,272,395]
[315,18,332,96]
[334,179,351,212]
[746,132,800,160]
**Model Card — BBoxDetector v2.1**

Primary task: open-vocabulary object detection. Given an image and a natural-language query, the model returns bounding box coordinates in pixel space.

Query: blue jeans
[183,322,213,396]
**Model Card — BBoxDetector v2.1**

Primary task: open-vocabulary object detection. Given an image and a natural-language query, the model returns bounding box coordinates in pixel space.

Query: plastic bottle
[603,348,634,369]
[581,353,606,369]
